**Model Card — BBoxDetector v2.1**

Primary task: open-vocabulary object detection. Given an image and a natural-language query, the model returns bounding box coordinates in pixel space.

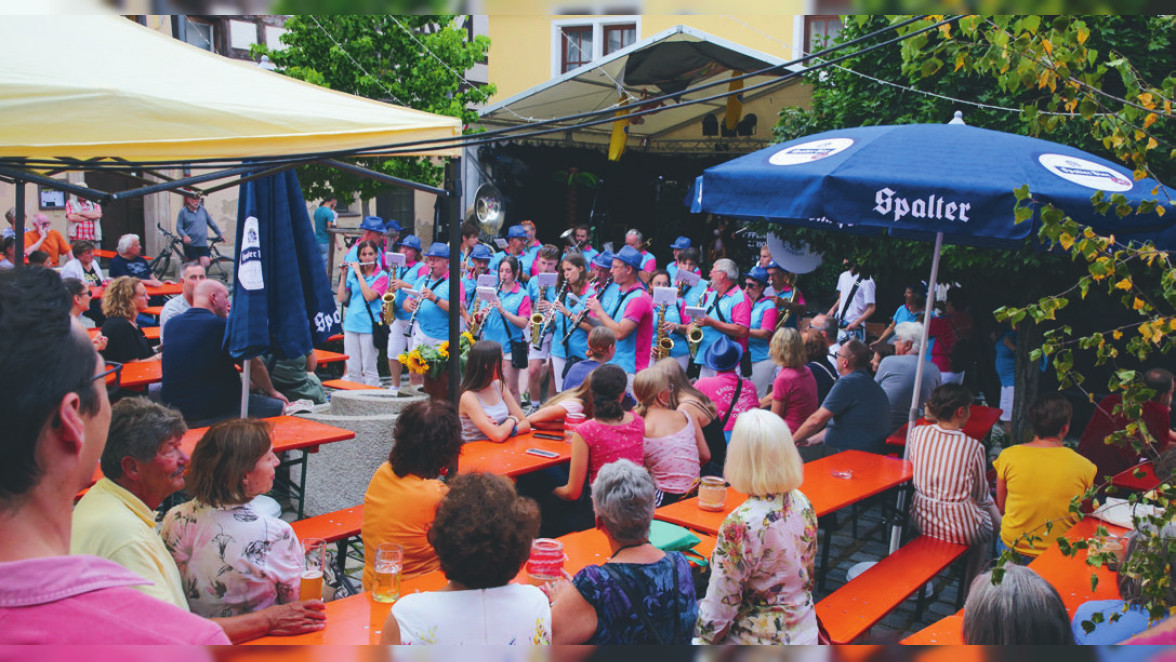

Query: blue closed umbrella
[227,170,341,365]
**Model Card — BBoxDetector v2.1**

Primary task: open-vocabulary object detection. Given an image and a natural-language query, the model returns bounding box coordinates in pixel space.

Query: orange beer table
[313,348,348,365]
[902,516,1128,644]
[90,326,160,341]
[459,431,572,477]
[114,359,162,390]
[144,282,183,297]
[886,404,1004,449]
[246,527,717,645]
[655,450,913,535]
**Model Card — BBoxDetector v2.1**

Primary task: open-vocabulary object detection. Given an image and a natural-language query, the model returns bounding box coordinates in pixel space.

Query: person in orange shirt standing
[23,213,70,266]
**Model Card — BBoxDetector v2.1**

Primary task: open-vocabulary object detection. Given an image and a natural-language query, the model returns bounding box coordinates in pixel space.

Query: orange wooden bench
[142,305,164,316]
[327,333,344,343]
[815,535,969,644]
[291,505,365,592]
[323,379,382,391]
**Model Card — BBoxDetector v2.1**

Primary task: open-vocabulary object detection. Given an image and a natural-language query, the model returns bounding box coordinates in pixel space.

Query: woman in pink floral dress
[695,409,818,644]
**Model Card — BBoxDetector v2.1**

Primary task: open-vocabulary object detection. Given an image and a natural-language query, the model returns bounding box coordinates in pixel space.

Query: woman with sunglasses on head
[64,277,108,352]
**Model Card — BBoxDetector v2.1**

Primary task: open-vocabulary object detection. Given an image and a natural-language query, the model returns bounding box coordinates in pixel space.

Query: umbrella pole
[889,230,944,554]
[241,359,251,418]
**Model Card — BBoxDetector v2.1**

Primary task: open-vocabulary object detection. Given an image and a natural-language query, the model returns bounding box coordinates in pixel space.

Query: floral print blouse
[695,491,819,644]
[161,499,302,618]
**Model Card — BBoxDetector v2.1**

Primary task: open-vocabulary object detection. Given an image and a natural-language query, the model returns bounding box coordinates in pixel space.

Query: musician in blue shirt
[550,253,592,391]
[525,245,562,411]
[489,225,534,279]
[665,236,702,283]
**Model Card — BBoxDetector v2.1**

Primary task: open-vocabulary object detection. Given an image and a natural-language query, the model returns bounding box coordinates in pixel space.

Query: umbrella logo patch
[238,216,265,291]
[769,138,854,166]
[1039,153,1133,192]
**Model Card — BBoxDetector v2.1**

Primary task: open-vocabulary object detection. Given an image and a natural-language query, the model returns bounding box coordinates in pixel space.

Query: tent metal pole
[241,359,251,419]
[13,181,25,270]
[889,230,944,554]
[321,159,450,197]
[447,157,462,478]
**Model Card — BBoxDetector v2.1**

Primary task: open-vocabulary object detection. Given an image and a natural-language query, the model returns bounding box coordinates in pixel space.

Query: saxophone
[529,281,548,348]
[467,296,485,339]
[687,292,706,359]
[381,290,397,325]
[653,303,674,360]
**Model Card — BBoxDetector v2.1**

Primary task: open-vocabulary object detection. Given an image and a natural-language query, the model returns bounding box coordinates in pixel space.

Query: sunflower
[397,353,411,367]
[407,351,428,374]
[461,331,475,345]
[438,341,450,358]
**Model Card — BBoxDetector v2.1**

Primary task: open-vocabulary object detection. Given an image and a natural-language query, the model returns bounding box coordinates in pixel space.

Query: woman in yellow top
[361,400,464,587]
[993,393,1096,559]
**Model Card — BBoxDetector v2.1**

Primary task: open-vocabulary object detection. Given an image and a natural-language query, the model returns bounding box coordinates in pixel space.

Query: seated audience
[74,398,324,642]
[1072,531,1176,644]
[265,351,326,405]
[27,250,49,267]
[792,339,891,461]
[1077,367,1176,482]
[694,337,761,436]
[695,409,817,644]
[551,460,697,644]
[528,375,593,430]
[803,327,837,403]
[869,340,895,374]
[382,473,550,644]
[0,266,229,644]
[64,277,106,351]
[161,280,287,425]
[875,321,942,433]
[993,393,1096,559]
[59,239,108,286]
[962,565,1073,644]
[651,357,724,476]
[634,368,709,505]
[100,276,157,363]
[22,213,70,266]
[158,262,205,343]
[108,233,165,287]
[561,326,616,392]
[908,384,1001,585]
[761,327,818,434]
[0,235,15,269]
[362,400,463,586]
[161,419,302,618]
[458,339,531,443]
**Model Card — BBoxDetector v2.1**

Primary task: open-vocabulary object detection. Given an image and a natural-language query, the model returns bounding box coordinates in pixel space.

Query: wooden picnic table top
[245,526,717,645]
[655,450,913,536]
[886,404,1004,447]
[114,359,162,389]
[459,431,572,477]
[313,348,348,364]
[144,283,183,297]
[90,326,160,340]
[901,516,1128,645]
[1112,461,1159,492]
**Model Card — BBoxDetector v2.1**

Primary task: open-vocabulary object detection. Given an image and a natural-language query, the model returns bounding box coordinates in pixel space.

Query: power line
[306,15,407,107]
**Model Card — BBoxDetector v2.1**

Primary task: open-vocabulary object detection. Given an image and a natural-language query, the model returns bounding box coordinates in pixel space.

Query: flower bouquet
[398,332,474,397]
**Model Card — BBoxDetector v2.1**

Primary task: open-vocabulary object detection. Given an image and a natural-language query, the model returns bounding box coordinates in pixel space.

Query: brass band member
[765,259,806,330]
[526,244,562,412]
[649,269,691,373]
[549,253,591,392]
[743,266,779,398]
[583,246,654,382]
[690,258,750,380]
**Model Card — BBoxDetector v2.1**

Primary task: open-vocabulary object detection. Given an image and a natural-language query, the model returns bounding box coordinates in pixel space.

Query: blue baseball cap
[764,259,785,272]
[614,245,644,271]
[384,219,403,233]
[360,215,385,232]
[398,235,422,252]
[506,225,528,239]
[703,336,743,373]
[746,266,770,285]
[470,243,493,260]
[670,236,691,250]
[592,250,615,269]
[423,242,450,259]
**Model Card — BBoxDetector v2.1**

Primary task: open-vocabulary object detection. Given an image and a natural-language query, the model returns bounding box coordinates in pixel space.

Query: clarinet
[536,278,569,348]
[562,276,611,343]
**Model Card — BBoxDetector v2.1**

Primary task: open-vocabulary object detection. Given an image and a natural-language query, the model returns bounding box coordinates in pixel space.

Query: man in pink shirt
[0,266,229,645]
[585,244,653,380]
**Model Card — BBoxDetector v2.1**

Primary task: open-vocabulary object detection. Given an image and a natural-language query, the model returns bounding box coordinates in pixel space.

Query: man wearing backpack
[928,287,973,385]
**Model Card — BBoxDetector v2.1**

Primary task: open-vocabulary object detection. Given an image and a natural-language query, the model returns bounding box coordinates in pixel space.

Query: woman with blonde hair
[760,328,818,434]
[695,409,818,644]
[100,275,157,363]
[651,357,725,475]
[527,373,594,430]
[633,368,709,505]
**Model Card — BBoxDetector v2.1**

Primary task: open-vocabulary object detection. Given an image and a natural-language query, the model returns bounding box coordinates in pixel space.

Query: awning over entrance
[477,25,806,153]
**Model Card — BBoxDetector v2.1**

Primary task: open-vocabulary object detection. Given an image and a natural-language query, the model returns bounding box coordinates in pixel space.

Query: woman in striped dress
[907,383,1001,587]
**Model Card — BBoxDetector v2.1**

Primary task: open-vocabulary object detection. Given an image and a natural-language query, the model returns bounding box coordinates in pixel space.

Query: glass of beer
[373,543,403,603]
[300,537,326,602]
[564,412,586,442]
[698,476,728,512]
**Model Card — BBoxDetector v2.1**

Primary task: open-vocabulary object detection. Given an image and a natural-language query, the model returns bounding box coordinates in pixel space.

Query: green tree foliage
[252,15,494,201]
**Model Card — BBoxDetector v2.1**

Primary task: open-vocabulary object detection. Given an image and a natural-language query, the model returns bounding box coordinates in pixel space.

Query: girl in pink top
[634,369,710,504]
[554,364,645,501]
[762,328,819,433]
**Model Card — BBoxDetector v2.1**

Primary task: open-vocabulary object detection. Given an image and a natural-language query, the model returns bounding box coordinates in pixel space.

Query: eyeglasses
[92,361,123,396]
[745,282,763,289]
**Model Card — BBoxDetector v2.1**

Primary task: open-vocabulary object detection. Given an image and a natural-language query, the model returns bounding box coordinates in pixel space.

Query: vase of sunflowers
[398,332,474,400]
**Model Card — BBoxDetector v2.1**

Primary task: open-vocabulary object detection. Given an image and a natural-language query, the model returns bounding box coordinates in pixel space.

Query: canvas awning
[0,14,461,164]
[477,25,805,149]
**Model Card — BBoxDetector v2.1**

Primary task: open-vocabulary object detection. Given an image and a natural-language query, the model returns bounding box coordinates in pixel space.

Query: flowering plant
[398,331,474,378]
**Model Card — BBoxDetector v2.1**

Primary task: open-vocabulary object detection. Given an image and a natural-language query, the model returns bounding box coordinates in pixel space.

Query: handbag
[497,306,529,369]
[362,291,390,351]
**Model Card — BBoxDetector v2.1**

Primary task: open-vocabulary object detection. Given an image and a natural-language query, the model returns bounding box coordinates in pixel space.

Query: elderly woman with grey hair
[962,564,1073,644]
[550,459,697,644]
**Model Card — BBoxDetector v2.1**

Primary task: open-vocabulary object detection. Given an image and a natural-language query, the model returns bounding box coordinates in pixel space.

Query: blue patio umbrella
[689,118,1172,552]
[227,170,341,412]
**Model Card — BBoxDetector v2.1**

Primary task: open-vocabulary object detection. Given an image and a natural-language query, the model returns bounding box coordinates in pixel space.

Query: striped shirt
[907,424,995,545]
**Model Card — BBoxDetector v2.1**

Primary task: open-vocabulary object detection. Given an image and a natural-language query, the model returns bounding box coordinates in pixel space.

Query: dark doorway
[86,170,145,252]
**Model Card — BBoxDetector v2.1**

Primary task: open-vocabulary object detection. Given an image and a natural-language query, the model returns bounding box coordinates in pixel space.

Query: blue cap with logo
[506,225,528,239]
[670,236,691,250]
[614,245,644,271]
[398,235,422,252]
[423,242,450,259]
[470,243,493,260]
[704,336,743,373]
[360,216,385,232]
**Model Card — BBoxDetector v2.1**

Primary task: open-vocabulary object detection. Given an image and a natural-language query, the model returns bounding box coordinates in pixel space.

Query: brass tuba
[381,290,397,325]
[774,271,798,332]
[653,303,675,360]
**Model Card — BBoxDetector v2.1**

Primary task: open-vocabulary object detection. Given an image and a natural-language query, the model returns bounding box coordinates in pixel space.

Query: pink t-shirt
[0,555,230,644]
[619,284,654,372]
[643,410,701,495]
[695,372,761,431]
[771,365,819,433]
[578,414,645,484]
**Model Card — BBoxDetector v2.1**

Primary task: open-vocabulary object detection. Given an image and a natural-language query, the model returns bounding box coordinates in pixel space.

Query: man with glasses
[791,338,891,461]
[0,267,229,644]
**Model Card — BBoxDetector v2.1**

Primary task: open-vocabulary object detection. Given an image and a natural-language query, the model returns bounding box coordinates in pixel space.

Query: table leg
[274,450,309,519]
[818,513,836,593]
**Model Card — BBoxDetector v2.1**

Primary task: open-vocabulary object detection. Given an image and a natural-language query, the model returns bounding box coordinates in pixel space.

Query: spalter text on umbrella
[873,188,971,223]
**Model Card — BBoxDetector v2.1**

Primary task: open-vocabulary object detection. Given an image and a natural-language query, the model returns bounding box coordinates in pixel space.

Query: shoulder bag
[361,283,390,351]
[497,295,529,369]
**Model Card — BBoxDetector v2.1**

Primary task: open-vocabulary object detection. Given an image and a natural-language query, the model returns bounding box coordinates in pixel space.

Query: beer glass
[698,476,728,512]
[300,537,326,602]
[373,543,403,603]
[564,412,586,442]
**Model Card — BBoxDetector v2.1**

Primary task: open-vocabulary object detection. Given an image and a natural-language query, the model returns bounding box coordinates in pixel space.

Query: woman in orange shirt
[361,400,464,587]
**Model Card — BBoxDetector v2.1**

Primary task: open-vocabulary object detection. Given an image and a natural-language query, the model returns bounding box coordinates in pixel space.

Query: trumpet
[653,303,675,360]
[381,291,397,325]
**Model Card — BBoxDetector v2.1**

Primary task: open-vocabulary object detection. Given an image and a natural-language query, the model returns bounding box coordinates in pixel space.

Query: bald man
[161,280,288,425]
